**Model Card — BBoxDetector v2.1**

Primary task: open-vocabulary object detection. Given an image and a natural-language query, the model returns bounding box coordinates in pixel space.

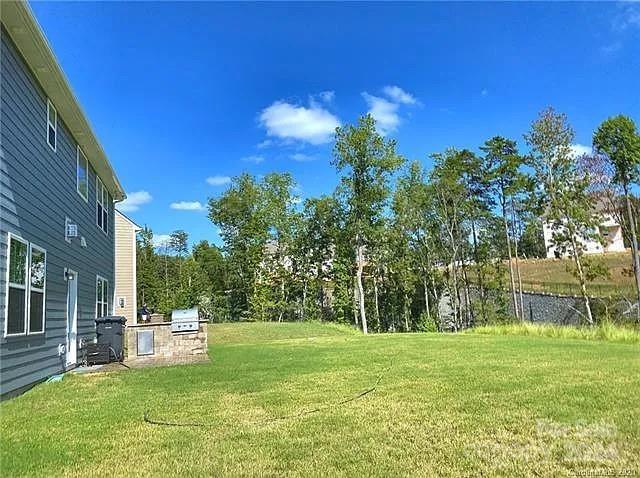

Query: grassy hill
[510,251,636,297]
[1,322,638,477]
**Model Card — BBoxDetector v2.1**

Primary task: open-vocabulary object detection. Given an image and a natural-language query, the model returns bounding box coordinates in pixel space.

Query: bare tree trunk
[356,243,368,334]
[278,280,285,322]
[423,277,431,322]
[569,228,594,324]
[624,186,640,322]
[451,263,460,330]
[470,220,486,322]
[352,281,359,326]
[302,281,307,321]
[403,292,410,332]
[430,276,440,329]
[510,198,525,320]
[502,201,520,320]
[374,275,380,332]
[461,261,473,327]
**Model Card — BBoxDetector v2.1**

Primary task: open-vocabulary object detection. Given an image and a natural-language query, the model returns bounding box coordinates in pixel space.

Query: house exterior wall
[114,211,138,325]
[543,214,625,259]
[0,27,115,396]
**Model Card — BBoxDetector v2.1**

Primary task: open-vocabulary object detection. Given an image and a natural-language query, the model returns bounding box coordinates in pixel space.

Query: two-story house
[542,198,626,259]
[1,1,126,397]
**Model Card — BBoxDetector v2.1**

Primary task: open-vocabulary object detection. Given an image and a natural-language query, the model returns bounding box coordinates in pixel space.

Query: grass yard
[1,322,639,477]
[515,251,636,297]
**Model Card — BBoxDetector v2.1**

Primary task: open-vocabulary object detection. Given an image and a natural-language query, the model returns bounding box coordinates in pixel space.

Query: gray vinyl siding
[0,26,115,396]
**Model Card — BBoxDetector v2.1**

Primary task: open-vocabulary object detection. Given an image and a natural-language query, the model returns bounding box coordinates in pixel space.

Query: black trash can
[95,316,126,361]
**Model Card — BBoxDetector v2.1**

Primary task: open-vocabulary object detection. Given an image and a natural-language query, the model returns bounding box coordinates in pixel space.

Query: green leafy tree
[136,226,162,310]
[332,114,404,333]
[208,174,269,318]
[593,115,640,321]
[429,148,476,329]
[525,107,602,324]
[481,136,527,320]
[296,196,341,321]
[392,161,441,328]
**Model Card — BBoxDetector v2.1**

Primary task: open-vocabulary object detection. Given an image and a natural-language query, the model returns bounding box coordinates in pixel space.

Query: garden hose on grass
[143,361,392,428]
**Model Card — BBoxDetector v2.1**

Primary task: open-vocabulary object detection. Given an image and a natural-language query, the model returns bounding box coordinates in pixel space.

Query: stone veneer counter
[125,320,209,366]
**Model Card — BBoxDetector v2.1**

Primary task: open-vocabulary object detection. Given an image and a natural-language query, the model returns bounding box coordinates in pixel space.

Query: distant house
[542,199,625,259]
[0,1,126,397]
[114,211,141,324]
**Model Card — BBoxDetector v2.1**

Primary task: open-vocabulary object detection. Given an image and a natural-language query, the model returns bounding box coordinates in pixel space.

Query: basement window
[77,146,88,201]
[46,99,57,151]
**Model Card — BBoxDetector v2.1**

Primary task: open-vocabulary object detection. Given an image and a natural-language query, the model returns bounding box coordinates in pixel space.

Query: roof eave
[1,0,126,202]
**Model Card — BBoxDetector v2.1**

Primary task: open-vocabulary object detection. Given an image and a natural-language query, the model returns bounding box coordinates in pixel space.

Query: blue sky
[30,2,640,247]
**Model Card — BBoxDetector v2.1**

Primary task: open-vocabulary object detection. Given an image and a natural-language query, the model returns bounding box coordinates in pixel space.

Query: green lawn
[1,322,639,477]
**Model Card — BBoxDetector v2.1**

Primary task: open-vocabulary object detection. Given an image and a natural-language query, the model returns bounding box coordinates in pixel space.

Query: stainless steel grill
[171,308,199,333]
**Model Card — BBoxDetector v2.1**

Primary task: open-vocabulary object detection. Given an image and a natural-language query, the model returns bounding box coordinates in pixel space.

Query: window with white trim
[77,146,88,201]
[5,234,47,336]
[96,177,108,234]
[96,276,108,317]
[47,99,57,151]
[28,245,46,333]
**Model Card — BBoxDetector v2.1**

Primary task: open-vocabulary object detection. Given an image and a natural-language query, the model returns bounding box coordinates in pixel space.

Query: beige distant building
[114,210,141,324]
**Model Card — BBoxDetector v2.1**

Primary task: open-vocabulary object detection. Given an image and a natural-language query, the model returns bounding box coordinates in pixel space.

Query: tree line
[137,108,640,331]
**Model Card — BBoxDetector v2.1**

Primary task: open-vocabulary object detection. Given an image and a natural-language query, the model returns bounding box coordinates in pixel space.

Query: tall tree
[261,172,299,321]
[332,114,404,333]
[430,149,476,329]
[593,115,640,321]
[208,174,269,318]
[296,196,341,321]
[136,226,161,309]
[392,161,440,327]
[481,136,527,320]
[525,107,601,324]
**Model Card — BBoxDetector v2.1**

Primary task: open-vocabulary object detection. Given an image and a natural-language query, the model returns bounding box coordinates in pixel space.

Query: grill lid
[171,308,199,322]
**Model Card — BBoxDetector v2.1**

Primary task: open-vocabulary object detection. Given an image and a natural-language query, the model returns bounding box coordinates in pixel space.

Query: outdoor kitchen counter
[124,320,209,367]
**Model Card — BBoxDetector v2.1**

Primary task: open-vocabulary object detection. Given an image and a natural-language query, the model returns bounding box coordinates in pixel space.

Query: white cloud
[152,234,171,248]
[257,139,273,149]
[259,100,340,145]
[206,175,231,186]
[116,190,152,212]
[170,201,206,211]
[382,85,418,105]
[241,155,265,164]
[362,92,400,136]
[571,144,592,158]
[290,153,316,162]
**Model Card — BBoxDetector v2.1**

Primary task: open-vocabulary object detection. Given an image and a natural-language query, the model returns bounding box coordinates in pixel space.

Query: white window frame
[46,99,57,152]
[5,233,28,337]
[76,146,89,202]
[27,244,46,335]
[96,275,109,318]
[4,233,47,337]
[96,177,108,235]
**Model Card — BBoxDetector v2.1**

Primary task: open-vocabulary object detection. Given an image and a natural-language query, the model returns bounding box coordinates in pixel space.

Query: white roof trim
[115,209,142,231]
[1,0,126,201]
